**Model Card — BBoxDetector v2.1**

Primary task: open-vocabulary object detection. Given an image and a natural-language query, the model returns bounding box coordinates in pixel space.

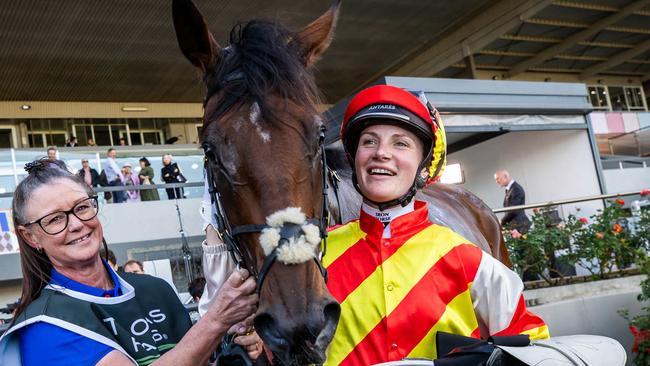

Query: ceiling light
[20,104,31,110]
[121,107,148,112]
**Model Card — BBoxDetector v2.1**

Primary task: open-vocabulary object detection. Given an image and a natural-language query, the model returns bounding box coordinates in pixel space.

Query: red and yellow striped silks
[495,296,549,340]
[323,203,548,366]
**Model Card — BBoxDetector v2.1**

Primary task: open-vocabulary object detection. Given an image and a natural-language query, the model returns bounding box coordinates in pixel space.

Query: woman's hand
[232,324,264,361]
[207,269,258,332]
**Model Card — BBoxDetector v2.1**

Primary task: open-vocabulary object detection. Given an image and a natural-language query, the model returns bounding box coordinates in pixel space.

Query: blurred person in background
[494,169,531,233]
[138,157,160,201]
[46,147,57,162]
[161,154,186,200]
[87,138,96,147]
[102,148,125,204]
[122,163,140,203]
[188,277,206,303]
[123,259,144,274]
[65,136,78,147]
[77,158,99,188]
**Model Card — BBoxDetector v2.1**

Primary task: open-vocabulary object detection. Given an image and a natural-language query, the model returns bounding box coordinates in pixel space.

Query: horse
[173,1,342,364]
[173,0,510,364]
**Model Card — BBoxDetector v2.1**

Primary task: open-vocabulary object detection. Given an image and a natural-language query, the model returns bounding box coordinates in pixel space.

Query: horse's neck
[416,189,490,250]
[333,177,362,224]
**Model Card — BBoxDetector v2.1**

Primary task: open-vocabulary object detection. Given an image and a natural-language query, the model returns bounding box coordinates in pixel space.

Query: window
[21,118,197,147]
[28,132,67,147]
[624,86,646,110]
[587,85,648,112]
[609,86,627,111]
[588,86,609,110]
[0,127,16,148]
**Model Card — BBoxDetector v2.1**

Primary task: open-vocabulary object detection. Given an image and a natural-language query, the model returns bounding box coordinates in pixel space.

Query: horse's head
[173,1,341,364]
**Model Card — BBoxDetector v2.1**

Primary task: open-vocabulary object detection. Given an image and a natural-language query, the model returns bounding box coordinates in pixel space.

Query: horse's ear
[291,0,341,67]
[172,0,221,73]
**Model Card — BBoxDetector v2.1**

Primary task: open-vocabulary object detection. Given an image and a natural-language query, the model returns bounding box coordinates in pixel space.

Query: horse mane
[204,19,322,128]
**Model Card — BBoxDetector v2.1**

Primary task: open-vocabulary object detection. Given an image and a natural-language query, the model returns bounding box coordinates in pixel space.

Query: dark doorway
[0,129,13,148]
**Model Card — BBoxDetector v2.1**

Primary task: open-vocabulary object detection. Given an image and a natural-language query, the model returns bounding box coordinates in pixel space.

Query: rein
[202,125,330,295]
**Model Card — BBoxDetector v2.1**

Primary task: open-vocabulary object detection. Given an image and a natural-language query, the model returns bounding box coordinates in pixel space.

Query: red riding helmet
[340,85,447,186]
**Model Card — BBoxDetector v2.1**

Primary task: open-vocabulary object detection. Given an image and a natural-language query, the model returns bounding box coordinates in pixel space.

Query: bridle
[202,125,330,295]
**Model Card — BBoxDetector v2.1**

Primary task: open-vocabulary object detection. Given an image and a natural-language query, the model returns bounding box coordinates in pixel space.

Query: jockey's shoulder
[326,218,359,233]
[425,223,481,249]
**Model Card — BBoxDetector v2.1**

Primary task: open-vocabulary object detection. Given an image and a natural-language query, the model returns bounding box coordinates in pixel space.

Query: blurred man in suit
[495,170,531,232]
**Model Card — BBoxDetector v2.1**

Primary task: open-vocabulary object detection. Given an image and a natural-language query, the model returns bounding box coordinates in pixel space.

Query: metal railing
[493,189,648,213]
[606,125,650,157]
[600,155,650,170]
[0,181,203,199]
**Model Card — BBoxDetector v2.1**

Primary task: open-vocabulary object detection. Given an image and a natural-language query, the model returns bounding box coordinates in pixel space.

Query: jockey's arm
[198,176,264,361]
[469,251,550,340]
[198,176,237,317]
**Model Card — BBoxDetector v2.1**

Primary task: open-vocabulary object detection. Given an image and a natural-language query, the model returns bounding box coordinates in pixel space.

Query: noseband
[203,126,330,295]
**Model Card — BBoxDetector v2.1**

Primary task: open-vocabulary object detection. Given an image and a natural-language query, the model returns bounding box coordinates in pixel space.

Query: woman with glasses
[0,159,258,366]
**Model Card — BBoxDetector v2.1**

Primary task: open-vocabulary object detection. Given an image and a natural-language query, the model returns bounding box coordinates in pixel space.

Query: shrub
[571,199,642,277]
[504,198,649,283]
[620,208,650,365]
[504,208,581,284]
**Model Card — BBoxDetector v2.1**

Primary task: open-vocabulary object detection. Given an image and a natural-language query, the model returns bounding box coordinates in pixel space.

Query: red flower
[630,325,650,354]
[510,229,522,239]
[579,217,588,224]
[616,198,625,205]
[532,208,540,214]
[641,189,650,197]
[612,223,622,233]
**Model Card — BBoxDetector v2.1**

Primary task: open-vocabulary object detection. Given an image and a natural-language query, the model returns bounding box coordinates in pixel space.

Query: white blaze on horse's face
[221,139,240,175]
[259,207,322,264]
[249,102,271,143]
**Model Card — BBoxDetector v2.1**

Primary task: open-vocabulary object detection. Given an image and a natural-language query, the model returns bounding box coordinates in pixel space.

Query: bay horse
[173,0,510,364]
[173,1,342,364]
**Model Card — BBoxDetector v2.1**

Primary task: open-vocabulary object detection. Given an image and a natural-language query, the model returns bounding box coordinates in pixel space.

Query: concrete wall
[448,129,604,221]
[526,277,644,366]
[100,198,203,244]
[603,167,650,194]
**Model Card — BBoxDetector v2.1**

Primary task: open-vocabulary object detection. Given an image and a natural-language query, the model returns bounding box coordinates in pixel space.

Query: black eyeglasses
[24,196,99,235]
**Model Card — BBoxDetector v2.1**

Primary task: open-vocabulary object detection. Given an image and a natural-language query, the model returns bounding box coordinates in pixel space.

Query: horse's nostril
[254,313,289,349]
[324,301,341,323]
[314,300,341,350]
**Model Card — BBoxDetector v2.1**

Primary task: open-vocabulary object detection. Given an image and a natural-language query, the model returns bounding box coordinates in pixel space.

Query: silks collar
[359,200,429,240]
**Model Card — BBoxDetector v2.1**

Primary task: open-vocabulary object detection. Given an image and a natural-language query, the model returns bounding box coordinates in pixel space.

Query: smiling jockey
[322,85,549,366]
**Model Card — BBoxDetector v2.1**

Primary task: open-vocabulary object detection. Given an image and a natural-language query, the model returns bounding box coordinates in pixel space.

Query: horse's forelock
[204,19,321,130]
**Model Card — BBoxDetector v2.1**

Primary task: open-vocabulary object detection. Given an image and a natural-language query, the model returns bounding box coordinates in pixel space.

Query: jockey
[322,85,549,366]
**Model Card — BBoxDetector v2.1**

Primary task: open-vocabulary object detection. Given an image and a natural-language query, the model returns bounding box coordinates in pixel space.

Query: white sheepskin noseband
[258,207,322,264]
